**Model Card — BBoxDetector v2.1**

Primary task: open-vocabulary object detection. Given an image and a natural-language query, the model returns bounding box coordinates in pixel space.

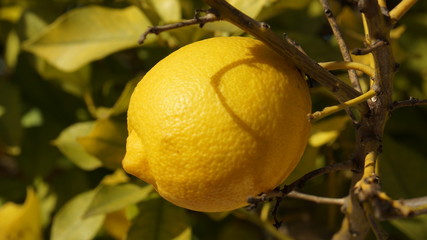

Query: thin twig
[319,0,362,92]
[287,191,345,205]
[248,160,353,204]
[138,10,220,44]
[352,40,389,55]
[390,97,427,112]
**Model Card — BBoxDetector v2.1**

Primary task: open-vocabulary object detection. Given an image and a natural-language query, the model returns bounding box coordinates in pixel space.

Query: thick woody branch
[202,0,365,106]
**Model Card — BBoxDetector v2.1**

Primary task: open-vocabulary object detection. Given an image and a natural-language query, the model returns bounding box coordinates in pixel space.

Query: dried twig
[138,9,220,44]
[352,40,389,55]
[287,191,345,205]
[390,97,427,112]
[319,0,362,92]
[248,160,353,204]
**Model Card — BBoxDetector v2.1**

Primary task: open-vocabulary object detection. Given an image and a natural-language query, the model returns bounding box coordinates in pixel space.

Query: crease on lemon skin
[122,129,155,186]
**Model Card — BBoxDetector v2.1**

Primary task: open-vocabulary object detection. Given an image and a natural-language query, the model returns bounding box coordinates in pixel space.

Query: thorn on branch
[352,40,389,55]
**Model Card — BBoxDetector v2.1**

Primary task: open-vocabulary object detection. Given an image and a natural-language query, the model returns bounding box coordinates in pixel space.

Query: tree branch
[201,0,365,106]
[247,160,353,204]
[319,0,362,92]
[138,10,220,44]
[287,191,345,205]
[390,97,427,112]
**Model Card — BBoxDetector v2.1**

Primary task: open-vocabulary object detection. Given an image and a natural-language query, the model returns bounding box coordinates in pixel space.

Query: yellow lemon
[122,37,311,212]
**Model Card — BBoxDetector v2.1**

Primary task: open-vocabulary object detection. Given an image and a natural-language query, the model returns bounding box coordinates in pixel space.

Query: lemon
[122,36,311,212]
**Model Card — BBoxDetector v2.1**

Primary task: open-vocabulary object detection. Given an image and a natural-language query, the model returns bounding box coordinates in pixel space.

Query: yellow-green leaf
[36,58,91,97]
[5,29,20,68]
[0,188,42,240]
[85,184,153,217]
[23,6,154,72]
[53,121,102,170]
[148,0,181,23]
[78,119,127,169]
[51,190,105,240]
[127,195,192,240]
[0,5,23,22]
[309,115,349,147]
[110,78,139,116]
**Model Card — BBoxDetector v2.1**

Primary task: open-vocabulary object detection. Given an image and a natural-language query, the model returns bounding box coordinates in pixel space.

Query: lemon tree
[1,0,427,239]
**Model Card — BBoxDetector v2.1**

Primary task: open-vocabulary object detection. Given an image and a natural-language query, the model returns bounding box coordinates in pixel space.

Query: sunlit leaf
[5,29,20,68]
[127,195,192,240]
[104,209,131,240]
[20,10,47,38]
[0,5,23,22]
[21,107,43,128]
[284,145,319,184]
[0,188,42,240]
[390,215,427,240]
[110,78,139,116]
[258,0,315,21]
[51,190,105,240]
[53,121,102,170]
[34,178,57,228]
[309,115,349,147]
[85,184,153,217]
[78,119,127,169]
[101,169,130,185]
[148,0,181,23]
[36,58,91,97]
[23,6,154,72]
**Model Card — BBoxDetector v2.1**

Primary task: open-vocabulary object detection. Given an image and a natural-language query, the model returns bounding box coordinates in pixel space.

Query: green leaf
[51,190,105,240]
[19,10,48,39]
[110,77,139,116]
[53,121,102,170]
[84,184,153,218]
[23,6,154,72]
[380,136,427,199]
[127,195,192,240]
[0,5,23,22]
[77,119,127,169]
[390,215,427,240]
[35,58,91,97]
[309,115,349,147]
[0,79,23,150]
[5,29,20,69]
[148,0,181,23]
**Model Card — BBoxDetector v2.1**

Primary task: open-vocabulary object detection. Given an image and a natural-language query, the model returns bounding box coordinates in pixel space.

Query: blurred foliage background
[0,0,426,239]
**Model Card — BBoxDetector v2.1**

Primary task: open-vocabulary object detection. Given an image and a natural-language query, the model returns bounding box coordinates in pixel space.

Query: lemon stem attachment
[319,61,375,78]
[308,89,377,122]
